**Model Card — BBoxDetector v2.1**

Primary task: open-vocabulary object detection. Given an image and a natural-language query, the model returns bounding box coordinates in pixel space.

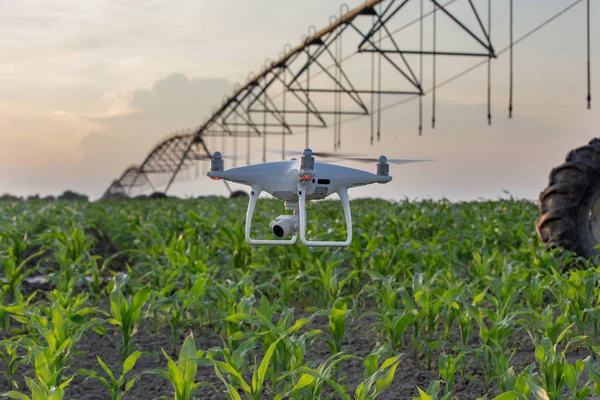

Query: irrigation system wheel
[536,138,600,257]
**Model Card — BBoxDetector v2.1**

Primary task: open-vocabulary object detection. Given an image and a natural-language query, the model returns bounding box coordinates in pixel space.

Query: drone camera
[269,215,299,238]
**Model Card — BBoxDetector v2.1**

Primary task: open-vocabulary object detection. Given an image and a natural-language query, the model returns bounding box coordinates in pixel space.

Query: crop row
[1,198,600,399]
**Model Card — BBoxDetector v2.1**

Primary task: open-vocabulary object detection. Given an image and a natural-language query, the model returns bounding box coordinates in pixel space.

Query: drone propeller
[340,157,434,165]
[264,149,363,158]
[188,153,239,161]
[263,149,433,165]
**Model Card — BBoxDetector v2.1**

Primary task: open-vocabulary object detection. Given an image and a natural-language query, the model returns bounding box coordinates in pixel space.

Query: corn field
[1,197,600,400]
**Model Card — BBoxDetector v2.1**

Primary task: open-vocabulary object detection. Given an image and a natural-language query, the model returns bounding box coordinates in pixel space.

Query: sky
[0,0,598,202]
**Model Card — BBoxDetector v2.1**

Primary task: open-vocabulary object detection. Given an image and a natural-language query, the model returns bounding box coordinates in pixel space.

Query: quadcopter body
[208,158,391,202]
[206,148,423,247]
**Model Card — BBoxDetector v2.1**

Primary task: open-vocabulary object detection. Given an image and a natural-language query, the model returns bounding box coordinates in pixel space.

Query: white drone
[207,148,430,247]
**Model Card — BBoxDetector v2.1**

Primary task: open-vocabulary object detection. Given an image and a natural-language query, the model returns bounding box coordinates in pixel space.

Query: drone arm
[298,185,352,247]
[245,186,297,245]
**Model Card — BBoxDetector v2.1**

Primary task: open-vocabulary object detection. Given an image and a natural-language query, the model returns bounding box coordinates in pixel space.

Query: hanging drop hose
[377,2,383,142]
[419,0,424,136]
[333,24,339,151]
[509,0,514,118]
[246,103,251,165]
[432,2,437,129]
[487,0,492,126]
[338,17,343,150]
[262,97,267,163]
[282,67,287,159]
[306,52,310,148]
[370,10,376,146]
[233,114,238,167]
[587,0,591,109]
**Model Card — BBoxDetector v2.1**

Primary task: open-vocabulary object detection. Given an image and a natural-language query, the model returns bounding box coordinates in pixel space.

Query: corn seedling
[274,352,357,400]
[205,318,310,400]
[79,351,144,400]
[438,352,465,395]
[412,380,455,400]
[1,376,72,400]
[146,332,204,400]
[0,340,23,390]
[525,322,587,398]
[354,353,402,400]
[107,272,151,363]
[1,235,43,304]
[495,365,535,399]
[584,356,600,396]
[3,298,103,393]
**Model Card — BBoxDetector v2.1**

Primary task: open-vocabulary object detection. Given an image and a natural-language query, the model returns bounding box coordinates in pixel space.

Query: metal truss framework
[102,0,592,199]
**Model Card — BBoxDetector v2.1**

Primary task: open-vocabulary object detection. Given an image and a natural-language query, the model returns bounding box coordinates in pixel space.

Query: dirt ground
[4,303,591,400]
[0,313,479,399]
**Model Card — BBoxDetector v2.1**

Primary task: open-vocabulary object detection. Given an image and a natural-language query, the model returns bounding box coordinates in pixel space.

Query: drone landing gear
[297,185,352,247]
[245,188,297,245]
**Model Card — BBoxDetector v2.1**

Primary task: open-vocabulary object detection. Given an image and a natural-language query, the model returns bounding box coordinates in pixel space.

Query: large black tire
[230,190,248,198]
[536,138,600,257]
[149,192,168,200]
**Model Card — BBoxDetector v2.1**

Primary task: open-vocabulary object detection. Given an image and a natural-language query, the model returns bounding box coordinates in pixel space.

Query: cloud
[0,72,232,198]
[0,105,102,172]
[75,73,233,194]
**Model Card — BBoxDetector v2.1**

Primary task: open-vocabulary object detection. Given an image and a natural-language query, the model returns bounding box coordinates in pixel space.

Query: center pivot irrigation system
[101,0,597,257]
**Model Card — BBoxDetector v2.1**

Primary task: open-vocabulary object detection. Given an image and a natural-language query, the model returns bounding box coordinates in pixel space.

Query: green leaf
[286,367,350,400]
[48,387,64,400]
[130,286,151,316]
[0,391,30,400]
[125,376,140,392]
[374,358,400,394]
[492,392,522,400]
[253,332,288,394]
[503,367,517,391]
[292,373,315,392]
[355,382,368,400]
[414,386,433,400]
[380,355,402,370]
[364,354,378,378]
[179,334,197,363]
[58,375,74,390]
[213,361,251,395]
[162,348,184,392]
[527,380,550,400]
[224,313,253,323]
[473,289,487,305]
[555,322,574,346]
[97,356,116,381]
[213,366,243,400]
[123,351,142,376]
[563,362,577,393]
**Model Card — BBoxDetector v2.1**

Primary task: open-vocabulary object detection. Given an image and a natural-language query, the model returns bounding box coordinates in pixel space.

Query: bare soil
[0,302,594,399]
